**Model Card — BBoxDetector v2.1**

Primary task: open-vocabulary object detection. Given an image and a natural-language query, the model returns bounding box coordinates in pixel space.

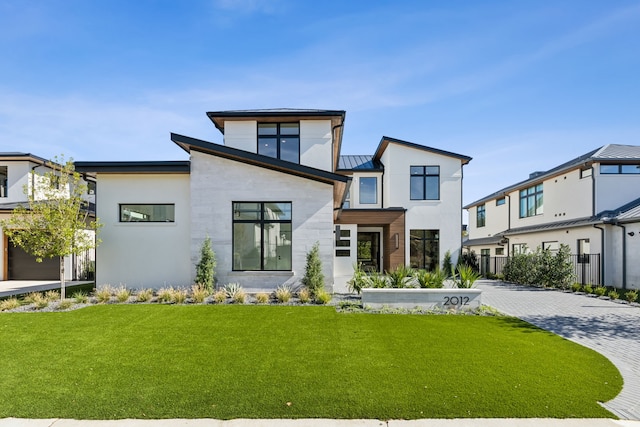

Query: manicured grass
[0,305,621,419]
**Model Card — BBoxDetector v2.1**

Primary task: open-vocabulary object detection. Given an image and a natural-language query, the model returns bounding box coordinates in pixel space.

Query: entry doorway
[357,231,381,272]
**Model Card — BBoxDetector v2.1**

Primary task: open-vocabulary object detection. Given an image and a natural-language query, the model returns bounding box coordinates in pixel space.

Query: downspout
[613,222,627,290]
[505,194,511,256]
[593,224,606,286]
[590,163,596,216]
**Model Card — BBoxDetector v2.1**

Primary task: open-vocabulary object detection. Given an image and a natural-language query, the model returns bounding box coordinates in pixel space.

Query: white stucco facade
[190,151,335,291]
[93,173,191,288]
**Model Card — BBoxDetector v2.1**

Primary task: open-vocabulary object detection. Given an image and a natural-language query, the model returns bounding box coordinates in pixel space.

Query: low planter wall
[361,288,482,310]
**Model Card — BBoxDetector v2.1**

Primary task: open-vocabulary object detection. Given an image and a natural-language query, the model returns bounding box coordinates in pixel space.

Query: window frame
[257,122,300,164]
[409,229,440,271]
[519,183,543,218]
[232,201,293,271]
[359,177,378,205]
[476,204,486,228]
[119,203,176,223]
[410,165,440,201]
[496,197,506,206]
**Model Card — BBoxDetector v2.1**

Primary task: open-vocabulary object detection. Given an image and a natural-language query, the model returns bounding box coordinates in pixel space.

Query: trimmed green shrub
[608,289,619,300]
[386,264,415,288]
[0,298,20,311]
[625,290,638,303]
[275,285,292,303]
[571,283,582,292]
[503,245,574,288]
[442,250,453,278]
[195,236,216,291]
[297,288,311,304]
[255,293,269,304]
[414,269,445,288]
[314,289,332,305]
[594,286,607,297]
[301,242,324,297]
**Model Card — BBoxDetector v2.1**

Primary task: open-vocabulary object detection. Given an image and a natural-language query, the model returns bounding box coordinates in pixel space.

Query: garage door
[7,242,59,280]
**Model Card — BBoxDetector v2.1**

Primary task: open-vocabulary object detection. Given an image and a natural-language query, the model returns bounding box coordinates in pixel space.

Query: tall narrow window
[477,204,486,227]
[0,166,7,198]
[258,123,300,163]
[519,184,543,218]
[359,177,377,204]
[410,166,440,200]
[233,202,292,271]
[409,229,439,271]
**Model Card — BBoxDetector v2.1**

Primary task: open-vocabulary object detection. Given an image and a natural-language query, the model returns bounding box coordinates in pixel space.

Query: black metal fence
[479,254,601,286]
[72,249,95,281]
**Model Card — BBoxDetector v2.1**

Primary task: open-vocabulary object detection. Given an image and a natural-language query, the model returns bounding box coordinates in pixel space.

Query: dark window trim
[496,197,506,206]
[359,176,378,205]
[477,204,486,228]
[257,122,300,164]
[232,201,292,272]
[409,229,440,270]
[519,184,543,218]
[410,165,440,201]
[119,203,176,223]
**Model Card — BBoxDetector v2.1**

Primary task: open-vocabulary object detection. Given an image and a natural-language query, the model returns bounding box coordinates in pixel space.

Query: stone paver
[476,280,640,420]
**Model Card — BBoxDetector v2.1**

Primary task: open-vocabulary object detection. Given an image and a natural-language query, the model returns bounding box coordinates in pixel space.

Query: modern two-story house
[0,153,96,281]
[75,109,472,292]
[464,144,640,290]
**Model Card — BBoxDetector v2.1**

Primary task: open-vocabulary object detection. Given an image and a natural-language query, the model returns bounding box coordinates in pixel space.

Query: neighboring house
[0,153,96,281]
[464,144,640,290]
[75,109,471,292]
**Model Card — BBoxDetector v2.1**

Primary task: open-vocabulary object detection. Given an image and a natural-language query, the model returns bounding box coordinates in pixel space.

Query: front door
[357,232,380,272]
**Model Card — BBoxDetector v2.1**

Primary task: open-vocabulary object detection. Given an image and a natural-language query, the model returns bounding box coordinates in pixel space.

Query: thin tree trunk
[60,256,66,300]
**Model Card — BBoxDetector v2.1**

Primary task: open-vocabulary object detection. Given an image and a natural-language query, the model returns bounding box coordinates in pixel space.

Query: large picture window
[410,166,440,200]
[519,184,543,218]
[119,204,175,222]
[233,202,292,271]
[409,229,439,271]
[600,164,640,174]
[258,123,300,163]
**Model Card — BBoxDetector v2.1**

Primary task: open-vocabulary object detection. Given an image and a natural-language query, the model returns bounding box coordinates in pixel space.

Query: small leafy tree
[442,250,453,277]
[195,236,216,291]
[302,241,324,297]
[1,156,101,299]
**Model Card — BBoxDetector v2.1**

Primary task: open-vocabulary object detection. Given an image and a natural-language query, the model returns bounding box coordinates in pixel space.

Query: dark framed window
[232,202,292,271]
[496,197,506,206]
[495,247,504,256]
[0,166,7,198]
[512,243,526,255]
[519,184,543,218]
[410,166,440,200]
[258,123,300,163]
[359,177,377,204]
[600,164,640,174]
[409,229,439,271]
[580,168,592,179]
[119,204,175,222]
[477,204,486,228]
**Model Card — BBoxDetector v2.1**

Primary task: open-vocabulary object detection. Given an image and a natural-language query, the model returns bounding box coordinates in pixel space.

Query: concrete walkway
[0,280,93,298]
[476,280,640,420]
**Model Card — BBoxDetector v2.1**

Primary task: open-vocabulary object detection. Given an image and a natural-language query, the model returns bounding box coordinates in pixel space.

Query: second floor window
[477,204,486,227]
[359,177,377,204]
[0,166,7,198]
[258,123,300,163]
[410,166,440,200]
[519,184,543,218]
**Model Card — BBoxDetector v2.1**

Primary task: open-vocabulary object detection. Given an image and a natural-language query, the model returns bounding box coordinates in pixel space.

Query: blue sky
[1,0,640,209]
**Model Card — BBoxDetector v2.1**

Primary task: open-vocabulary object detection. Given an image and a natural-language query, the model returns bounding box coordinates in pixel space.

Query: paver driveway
[477,280,640,420]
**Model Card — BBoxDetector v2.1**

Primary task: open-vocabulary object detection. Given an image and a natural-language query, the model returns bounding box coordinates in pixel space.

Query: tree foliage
[0,156,101,298]
[503,244,575,289]
[195,236,216,291]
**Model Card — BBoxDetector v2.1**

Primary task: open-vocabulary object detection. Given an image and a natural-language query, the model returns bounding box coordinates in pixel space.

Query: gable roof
[464,144,640,209]
[171,133,349,186]
[0,152,51,165]
[373,136,472,165]
[337,155,384,172]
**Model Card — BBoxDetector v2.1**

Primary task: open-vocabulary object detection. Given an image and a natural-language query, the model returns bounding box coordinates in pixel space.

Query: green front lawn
[0,305,621,419]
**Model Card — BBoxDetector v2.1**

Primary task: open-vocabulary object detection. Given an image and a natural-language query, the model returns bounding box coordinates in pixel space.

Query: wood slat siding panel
[336,209,406,270]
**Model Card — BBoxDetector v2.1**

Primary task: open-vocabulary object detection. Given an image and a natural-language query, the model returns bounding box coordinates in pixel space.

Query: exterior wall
[300,120,332,171]
[506,226,601,256]
[607,221,640,290]
[595,164,640,213]
[94,173,191,288]
[224,121,257,153]
[349,172,383,209]
[333,223,358,293]
[467,198,509,239]
[507,169,593,231]
[190,151,335,291]
[1,161,31,203]
[223,119,333,171]
[380,143,464,266]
